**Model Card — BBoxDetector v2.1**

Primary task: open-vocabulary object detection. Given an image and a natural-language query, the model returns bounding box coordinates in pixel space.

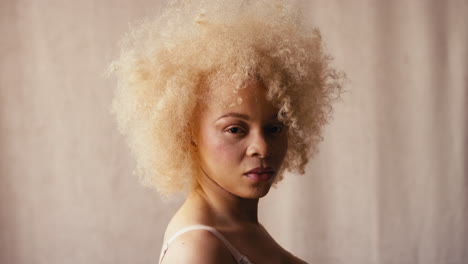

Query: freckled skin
[193,79,288,199]
[162,79,308,264]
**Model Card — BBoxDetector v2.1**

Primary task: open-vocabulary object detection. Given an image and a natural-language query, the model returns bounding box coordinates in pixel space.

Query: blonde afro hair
[109,0,344,197]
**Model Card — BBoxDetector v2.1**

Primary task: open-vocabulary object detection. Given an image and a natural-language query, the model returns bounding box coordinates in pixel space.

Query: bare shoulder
[288,255,309,264]
[161,228,237,264]
[282,249,309,264]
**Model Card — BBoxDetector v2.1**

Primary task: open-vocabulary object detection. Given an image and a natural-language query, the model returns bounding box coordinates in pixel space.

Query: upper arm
[161,229,237,264]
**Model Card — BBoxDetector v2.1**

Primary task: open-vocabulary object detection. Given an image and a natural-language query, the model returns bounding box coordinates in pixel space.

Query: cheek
[281,136,288,154]
[213,138,243,164]
[273,136,288,161]
[201,131,244,168]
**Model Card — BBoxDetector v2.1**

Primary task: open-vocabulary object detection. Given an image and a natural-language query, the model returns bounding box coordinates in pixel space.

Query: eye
[225,126,246,135]
[269,124,284,134]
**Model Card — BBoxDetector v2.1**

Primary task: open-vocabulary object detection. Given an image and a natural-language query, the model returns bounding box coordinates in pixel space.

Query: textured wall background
[0,0,466,263]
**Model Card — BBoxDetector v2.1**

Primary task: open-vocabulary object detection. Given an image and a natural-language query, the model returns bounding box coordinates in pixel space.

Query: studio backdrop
[0,0,466,263]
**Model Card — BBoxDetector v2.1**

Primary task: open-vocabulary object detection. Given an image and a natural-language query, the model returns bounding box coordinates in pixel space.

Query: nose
[246,131,271,159]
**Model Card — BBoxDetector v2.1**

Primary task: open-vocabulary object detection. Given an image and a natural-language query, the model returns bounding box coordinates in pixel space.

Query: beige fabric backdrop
[1,0,466,263]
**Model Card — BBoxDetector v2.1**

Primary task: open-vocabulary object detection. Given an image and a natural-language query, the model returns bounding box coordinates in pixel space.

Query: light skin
[160,78,307,264]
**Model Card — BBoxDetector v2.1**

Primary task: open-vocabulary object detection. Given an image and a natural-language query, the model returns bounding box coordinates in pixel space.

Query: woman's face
[193,79,288,199]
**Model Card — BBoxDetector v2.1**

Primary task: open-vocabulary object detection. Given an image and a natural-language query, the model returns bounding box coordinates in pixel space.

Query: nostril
[246,133,272,158]
[254,149,272,159]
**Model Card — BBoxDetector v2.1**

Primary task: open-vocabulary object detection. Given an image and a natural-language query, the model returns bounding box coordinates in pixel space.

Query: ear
[190,137,198,147]
[190,131,198,153]
[189,124,198,146]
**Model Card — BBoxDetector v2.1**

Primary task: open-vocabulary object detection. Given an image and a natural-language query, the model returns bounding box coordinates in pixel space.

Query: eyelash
[224,125,285,135]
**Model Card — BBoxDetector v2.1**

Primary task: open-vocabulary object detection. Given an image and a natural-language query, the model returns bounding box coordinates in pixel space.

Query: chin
[238,175,279,199]
[242,185,273,199]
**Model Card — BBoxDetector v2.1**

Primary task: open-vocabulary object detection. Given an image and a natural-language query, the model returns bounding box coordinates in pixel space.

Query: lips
[244,167,275,182]
[244,167,274,174]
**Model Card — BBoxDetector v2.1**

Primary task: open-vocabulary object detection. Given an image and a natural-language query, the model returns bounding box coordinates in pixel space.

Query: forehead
[202,78,268,110]
[195,77,280,124]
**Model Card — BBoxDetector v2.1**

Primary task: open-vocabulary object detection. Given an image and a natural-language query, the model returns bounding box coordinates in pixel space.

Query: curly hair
[108,0,344,197]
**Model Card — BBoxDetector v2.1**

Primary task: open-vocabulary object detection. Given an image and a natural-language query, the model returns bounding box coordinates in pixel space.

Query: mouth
[243,167,275,182]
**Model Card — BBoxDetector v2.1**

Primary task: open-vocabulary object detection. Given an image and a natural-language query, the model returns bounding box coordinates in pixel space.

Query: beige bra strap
[158,225,253,264]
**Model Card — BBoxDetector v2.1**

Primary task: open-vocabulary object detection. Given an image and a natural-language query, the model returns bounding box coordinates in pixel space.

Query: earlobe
[189,125,199,153]
[190,128,198,146]
[190,138,198,152]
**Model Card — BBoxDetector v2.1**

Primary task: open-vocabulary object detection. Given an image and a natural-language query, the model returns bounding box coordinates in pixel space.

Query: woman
[109,0,343,263]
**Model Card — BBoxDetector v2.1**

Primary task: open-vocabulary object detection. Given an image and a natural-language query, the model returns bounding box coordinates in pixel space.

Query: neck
[187,172,260,226]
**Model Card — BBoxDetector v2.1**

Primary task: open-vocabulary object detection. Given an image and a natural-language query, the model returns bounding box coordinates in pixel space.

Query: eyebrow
[215,112,279,122]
